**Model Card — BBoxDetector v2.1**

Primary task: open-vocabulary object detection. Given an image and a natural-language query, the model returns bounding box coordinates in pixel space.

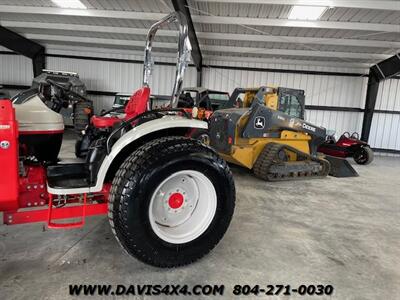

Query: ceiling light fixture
[288,5,328,20]
[51,0,87,9]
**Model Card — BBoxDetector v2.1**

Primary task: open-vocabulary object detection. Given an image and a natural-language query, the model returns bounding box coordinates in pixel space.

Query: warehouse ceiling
[0,0,399,69]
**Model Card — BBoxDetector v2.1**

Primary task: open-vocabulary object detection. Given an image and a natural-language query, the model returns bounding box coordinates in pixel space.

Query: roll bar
[143,11,192,108]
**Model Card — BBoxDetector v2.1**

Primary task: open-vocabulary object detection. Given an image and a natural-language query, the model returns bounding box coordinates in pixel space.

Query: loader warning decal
[254,116,265,129]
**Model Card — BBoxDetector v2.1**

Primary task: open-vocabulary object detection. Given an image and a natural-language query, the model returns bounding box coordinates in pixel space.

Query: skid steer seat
[91,87,150,129]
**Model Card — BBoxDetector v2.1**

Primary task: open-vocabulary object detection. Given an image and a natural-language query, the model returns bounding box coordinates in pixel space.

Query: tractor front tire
[353,146,374,165]
[108,136,235,268]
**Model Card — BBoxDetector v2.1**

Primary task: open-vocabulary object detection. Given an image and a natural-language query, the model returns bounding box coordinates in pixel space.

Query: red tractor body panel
[0,100,19,211]
[0,99,110,228]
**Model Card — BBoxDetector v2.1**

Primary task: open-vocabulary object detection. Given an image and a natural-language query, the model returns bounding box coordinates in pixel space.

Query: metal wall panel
[0,53,32,85]
[0,46,197,113]
[1,49,382,142]
[1,50,368,132]
[306,110,364,137]
[369,78,400,151]
[46,54,197,112]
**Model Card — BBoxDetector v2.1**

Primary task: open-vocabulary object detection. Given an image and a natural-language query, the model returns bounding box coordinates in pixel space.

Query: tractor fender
[90,115,208,192]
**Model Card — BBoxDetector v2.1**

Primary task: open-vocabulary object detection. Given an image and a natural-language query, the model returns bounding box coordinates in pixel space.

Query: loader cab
[178,88,230,111]
[111,93,170,112]
[225,87,305,120]
[112,93,131,109]
[256,86,305,120]
[277,87,305,120]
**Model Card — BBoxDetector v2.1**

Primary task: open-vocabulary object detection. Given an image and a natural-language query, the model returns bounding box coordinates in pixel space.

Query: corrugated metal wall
[0,47,198,113]
[46,54,197,113]
[0,50,368,132]
[2,47,400,154]
[203,60,368,136]
[0,51,33,85]
[369,78,400,152]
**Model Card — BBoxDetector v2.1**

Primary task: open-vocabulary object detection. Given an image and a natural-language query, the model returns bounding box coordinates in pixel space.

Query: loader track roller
[253,142,330,181]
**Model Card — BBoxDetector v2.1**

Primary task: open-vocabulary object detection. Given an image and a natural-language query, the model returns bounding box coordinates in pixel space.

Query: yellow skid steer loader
[208,86,358,181]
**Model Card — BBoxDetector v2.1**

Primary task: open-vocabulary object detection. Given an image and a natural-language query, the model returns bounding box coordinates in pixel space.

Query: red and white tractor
[0,12,235,268]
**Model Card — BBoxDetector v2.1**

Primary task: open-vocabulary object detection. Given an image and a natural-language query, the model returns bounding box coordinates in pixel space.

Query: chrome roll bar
[143,11,192,108]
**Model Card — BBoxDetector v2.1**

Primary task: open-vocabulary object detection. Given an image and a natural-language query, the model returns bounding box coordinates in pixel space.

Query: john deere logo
[254,116,265,129]
[0,140,10,149]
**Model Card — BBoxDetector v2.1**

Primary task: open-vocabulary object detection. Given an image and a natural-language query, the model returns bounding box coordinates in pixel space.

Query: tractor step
[47,163,89,189]
[47,193,87,229]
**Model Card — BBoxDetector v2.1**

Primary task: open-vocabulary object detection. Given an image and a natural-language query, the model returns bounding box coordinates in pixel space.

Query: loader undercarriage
[253,143,330,181]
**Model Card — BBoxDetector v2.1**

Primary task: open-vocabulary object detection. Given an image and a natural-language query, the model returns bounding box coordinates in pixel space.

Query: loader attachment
[324,155,359,177]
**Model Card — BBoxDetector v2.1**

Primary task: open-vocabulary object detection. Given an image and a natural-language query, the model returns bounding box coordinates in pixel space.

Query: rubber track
[108,136,235,268]
[253,142,330,181]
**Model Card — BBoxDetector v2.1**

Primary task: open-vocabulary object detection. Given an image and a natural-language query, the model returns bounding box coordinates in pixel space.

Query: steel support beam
[23,33,391,61]
[0,26,45,76]
[197,70,202,86]
[32,47,46,78]
[361,71,380,142]
[361,53,400,142]
[171,0,203,85]
[370,53,400,81]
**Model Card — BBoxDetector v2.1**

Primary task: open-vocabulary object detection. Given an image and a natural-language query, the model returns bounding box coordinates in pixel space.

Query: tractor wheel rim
[149,170,217,244]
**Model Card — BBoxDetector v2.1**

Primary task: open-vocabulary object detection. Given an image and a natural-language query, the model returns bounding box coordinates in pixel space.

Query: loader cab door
[277,88,305,120]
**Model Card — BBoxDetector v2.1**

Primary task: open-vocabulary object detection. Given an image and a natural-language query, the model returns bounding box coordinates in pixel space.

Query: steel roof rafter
[22,33,392,61]
[3,21,400,49]
[194,0,400,11]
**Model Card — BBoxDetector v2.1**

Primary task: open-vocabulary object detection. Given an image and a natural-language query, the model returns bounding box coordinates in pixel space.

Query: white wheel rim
[149,170,217,244]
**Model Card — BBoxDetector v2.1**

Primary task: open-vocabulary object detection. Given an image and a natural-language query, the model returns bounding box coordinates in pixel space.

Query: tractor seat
[91,115,120,129]
[91,87,150,129]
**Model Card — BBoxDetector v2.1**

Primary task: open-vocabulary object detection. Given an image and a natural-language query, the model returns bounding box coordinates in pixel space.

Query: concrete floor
[1,132,399,299]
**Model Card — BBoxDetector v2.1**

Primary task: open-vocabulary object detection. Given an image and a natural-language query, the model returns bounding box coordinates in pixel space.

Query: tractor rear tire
[108,136,235,268]
[353,146,374,165]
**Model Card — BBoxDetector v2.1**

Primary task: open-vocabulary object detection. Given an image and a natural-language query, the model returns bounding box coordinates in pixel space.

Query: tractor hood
[13,94,64,133]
